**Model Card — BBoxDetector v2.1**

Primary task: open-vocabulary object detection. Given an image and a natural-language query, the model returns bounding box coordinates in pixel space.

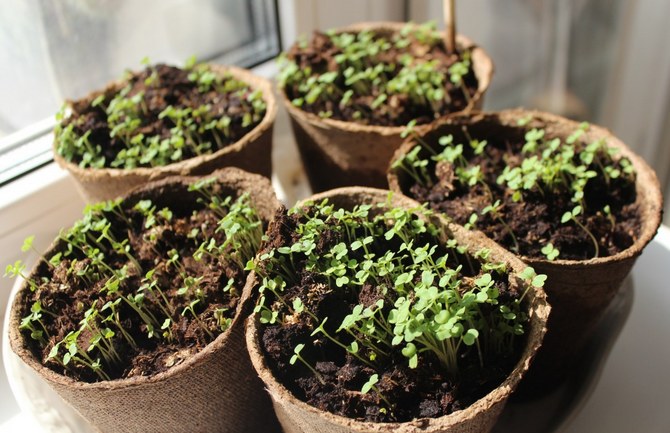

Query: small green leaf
[401,342,417,358]
[561,212,572,224]
[289,343,305,365]
[462,328,479,346]
[361,374,379,394]
[21,235,35,252]
[532,274,547,288]
[336,276,349,287]
[520,267,536,281]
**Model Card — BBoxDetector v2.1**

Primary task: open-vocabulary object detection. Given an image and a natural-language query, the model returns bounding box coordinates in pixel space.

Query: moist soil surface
[64,64,265,168]
[407,137,640,261]
[257,208,524,423]
[19,191,249,382]
[284,30,478,127]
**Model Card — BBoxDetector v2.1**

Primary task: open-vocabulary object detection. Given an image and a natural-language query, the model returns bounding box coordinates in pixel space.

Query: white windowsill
[0,163,77,228]
[0,162,86,424]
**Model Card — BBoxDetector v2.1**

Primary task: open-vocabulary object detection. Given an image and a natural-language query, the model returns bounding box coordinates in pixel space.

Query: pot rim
[8,167,279,391]
[53,64,277,179]
[279,21,494,136]
[245,186,550,432]
[387,108,664,269]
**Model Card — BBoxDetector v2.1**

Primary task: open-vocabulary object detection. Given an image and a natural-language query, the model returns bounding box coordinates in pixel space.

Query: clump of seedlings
[252,198,544,422]
[55,57,267,169]
[5,177,263,382]
[392,120,639,260]
[278,21,477,126]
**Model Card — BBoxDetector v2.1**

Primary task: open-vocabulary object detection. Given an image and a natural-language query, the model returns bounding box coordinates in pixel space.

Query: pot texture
[9,168,282,433]
[246,187,549,433]
[388,109,664,389]
[282,22,494,193]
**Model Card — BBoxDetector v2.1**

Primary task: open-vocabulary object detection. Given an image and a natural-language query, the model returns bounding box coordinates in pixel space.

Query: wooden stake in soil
[444,0,457,53]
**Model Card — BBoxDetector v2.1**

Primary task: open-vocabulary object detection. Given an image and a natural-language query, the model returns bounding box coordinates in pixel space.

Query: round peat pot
[388,109,663,391]
[55,65,277,203]
[245,187,549,433]
[8,168,282,433]
[281,22,493,193]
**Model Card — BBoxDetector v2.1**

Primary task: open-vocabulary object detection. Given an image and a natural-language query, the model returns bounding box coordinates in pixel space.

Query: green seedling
[255,197,541,388]
[481,200,519,252]
[278,22,474,126]
[55,59,266,170]
[394,121,635,260]
[361,373,392,409]
[7,179,263,381]
[561,206,599,258]
[541,243,560,261]
[290,343,325,385]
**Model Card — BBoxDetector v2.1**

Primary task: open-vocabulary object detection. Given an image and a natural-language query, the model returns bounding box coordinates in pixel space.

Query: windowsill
[0,162,86,424]
[0,159,62,208]
[0,159,85,272]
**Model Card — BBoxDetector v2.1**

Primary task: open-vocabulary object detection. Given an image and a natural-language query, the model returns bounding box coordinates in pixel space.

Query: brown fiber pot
[281,22,494,193]
[387,109,664,390]
[245,187,550,433]
[8,168,282,433]
[54,65,277,203]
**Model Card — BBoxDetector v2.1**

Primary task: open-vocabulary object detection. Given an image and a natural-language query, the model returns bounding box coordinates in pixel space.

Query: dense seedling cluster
[6,178,263,381]
[254,198,542,419]
[278,22,477,126]
[55,58,266,169]
[393,120,637,260]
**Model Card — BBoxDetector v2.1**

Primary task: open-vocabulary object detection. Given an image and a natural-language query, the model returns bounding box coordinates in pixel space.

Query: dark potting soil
[64,64,264,168]
[408,137,640,260]
[19,197,248,382]
[258,209,524,423]
[284,31,478,127]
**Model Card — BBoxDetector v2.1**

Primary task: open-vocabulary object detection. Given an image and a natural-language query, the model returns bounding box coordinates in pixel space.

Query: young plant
[361,373,392,410]
[395,121,636,260]
[7,178,264,382]
[561,206,599,257]
[278,21,476,126]
[541,243,560,261]
[56,58,266,170]
[289,343,325,385]
[481,200,519,252]
[255,197,542,420]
